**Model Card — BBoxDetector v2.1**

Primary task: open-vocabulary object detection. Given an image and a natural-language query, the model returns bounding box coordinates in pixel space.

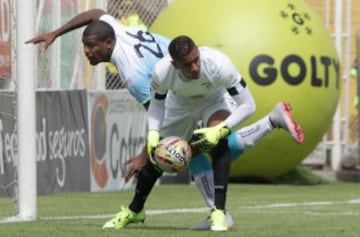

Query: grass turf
[1,172,360,237]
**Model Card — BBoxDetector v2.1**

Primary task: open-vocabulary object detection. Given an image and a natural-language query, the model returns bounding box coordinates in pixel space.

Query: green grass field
[1,179,360,237]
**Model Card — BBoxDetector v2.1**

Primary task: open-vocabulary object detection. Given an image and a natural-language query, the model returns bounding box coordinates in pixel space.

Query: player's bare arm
[25,8,106,50]
[123,146,148,183]
[123,100,151,183]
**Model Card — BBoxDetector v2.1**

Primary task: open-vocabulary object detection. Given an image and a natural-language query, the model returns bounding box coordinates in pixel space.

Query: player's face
[82,35,113,65]
[173,47,201,79]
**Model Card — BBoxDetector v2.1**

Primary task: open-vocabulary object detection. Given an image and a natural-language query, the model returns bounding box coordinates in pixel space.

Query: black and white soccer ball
[153,136,192,173]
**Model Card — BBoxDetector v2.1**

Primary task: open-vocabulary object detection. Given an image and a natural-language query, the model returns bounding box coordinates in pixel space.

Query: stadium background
[0,0,359,200]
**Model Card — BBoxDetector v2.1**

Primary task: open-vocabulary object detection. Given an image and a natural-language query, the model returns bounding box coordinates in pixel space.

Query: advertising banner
[0,90,90,196]
[88,90,147,191]
[0,0,11,78]
[36,90,90,194]
[0,92,17,196]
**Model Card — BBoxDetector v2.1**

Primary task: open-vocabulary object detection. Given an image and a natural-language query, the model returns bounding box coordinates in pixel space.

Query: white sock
[193,170,215,208]
[233,116,272,150]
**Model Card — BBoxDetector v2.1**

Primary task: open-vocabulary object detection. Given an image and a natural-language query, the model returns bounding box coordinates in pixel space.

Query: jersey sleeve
[150,68,169,96]
[148,69,168,131]
[221,58,242,86]
[99,14,121,29]
[214,50,256,128]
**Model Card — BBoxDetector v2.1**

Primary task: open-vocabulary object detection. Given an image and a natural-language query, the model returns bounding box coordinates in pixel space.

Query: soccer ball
[153,136,192,173]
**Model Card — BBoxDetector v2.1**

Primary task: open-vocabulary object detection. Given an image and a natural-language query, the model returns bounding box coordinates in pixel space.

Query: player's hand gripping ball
[153,136,192,173]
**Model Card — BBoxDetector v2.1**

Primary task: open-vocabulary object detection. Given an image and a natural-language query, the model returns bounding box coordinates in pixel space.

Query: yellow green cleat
[102,206,145,230]
[210,208,228,232]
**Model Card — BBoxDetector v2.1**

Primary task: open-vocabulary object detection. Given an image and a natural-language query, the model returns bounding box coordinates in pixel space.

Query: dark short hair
[168,35,196,61]
[83,21,115,41]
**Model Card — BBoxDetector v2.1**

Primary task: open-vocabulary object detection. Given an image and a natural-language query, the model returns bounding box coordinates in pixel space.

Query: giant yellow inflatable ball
[151,0,340,178]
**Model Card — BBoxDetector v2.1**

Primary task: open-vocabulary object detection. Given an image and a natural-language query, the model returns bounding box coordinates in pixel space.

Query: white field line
[40,207,209,221]
[304,211,360,216]
[243,198,360,209]
[38,198,360,221]
[2,199,358,223]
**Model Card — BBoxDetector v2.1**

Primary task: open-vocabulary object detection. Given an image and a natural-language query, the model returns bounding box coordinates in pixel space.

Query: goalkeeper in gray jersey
[103,35,304,232]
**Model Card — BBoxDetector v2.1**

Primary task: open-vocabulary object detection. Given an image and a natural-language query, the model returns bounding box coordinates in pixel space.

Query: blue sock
[189,153,212,176]
[227,132,244,162]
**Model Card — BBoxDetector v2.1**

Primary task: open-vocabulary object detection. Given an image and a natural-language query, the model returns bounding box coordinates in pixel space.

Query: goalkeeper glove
[147,129,160,162]
[190,122,230,152]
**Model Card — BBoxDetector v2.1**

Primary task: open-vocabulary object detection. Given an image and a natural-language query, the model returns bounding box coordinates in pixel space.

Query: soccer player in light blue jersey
[26,9,233,230]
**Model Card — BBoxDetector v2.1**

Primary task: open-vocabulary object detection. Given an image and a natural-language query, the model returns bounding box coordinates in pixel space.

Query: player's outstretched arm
[25,8,106,50]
